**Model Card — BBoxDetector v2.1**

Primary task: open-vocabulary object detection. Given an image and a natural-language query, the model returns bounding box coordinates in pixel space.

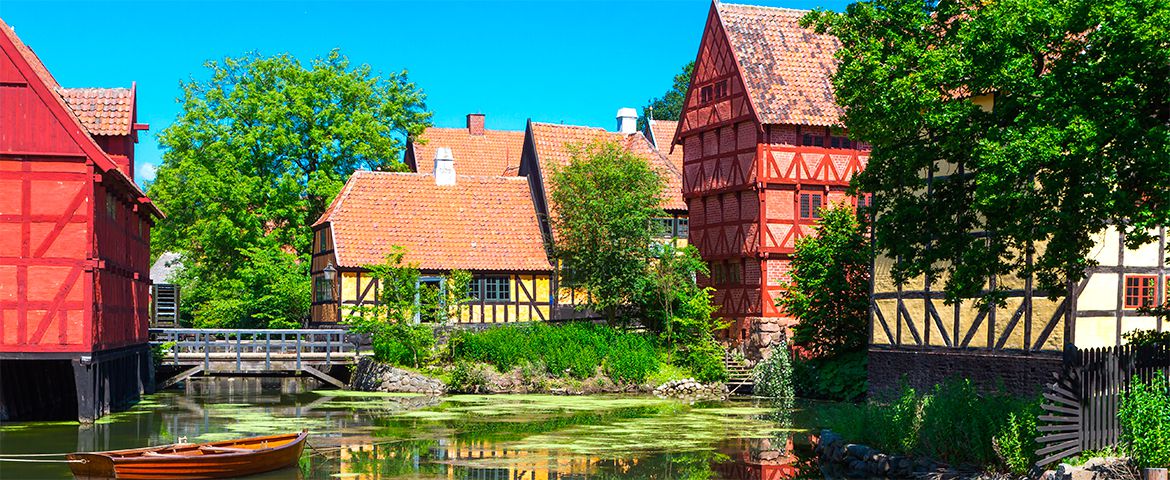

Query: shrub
[793,351,867,401]
[819,379,1040,470]
[678,340,727,383]
[1122,329,1170,347]
[448,360,489,393]
[1119,373,1170,468]
[449,323,661,384]
[753,345,795,400]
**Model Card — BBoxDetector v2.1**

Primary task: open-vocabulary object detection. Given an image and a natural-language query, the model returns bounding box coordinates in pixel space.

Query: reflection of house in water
[338,438,607,480]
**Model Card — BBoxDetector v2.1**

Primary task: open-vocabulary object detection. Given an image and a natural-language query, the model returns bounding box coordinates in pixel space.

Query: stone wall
[868,348,1063,397]
[350,357,445,394]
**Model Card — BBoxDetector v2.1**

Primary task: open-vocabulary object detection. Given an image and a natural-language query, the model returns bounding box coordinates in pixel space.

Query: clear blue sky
[1,0,850,187]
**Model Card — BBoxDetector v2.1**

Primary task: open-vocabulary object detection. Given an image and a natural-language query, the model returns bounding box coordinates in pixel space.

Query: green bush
[819,379,1039,470]
[449,323,660,384]
[448,360,489,393]
[677,340,727,383]
[793,350,867,401]
[1119,373,1170,468]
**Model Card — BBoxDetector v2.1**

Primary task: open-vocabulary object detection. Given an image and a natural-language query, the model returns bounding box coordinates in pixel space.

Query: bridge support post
[71,344,153,423]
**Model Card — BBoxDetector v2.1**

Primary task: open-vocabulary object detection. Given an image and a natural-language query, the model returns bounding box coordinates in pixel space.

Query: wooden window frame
[482,276,510,303]
[714,80,728,99]
[800,193,824,219]
[700,85,714,103]
[676,217,689,238]
[313,275,334,303]
[1124,274,1157,309]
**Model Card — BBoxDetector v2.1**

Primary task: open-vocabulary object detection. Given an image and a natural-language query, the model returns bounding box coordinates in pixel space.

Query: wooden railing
[149,328,358,371]
[1035,342,1170,466]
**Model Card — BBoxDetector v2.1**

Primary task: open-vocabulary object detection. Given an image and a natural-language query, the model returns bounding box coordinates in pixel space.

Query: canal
[0,381,822,479]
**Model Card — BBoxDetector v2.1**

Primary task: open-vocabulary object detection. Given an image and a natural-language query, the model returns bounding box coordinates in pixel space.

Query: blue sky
[2,0,850,187]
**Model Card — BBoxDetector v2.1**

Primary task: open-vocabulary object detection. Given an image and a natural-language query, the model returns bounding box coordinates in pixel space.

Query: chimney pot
[434,147,456,186]
[467,113,485,136]
[616,108,637,135]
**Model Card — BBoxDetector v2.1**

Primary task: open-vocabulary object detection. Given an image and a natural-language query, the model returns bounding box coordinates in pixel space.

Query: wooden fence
[1036,343,1170,466]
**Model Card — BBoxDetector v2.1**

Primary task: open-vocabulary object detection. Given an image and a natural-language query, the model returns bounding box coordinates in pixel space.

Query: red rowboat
[66,430,308,480]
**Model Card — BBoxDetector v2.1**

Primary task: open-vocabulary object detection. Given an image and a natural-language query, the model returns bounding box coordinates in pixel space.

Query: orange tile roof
[717,3,844,126]
[646,119,684,174]
[528,123,686,241]
[314,171,551,272]
[410,127,525,176]
[59,87,135,136]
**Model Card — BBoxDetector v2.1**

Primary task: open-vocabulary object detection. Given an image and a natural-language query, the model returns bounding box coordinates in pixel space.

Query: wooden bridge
[150,329,358,390]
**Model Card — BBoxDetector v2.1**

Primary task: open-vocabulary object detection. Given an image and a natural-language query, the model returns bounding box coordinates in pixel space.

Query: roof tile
[411,127,525,176]
[58,87,135,136]
[316,171,551,272]
[717,3,844,126]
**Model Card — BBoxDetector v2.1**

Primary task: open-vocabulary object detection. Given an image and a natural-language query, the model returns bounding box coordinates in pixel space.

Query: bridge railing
[149,328,358,371]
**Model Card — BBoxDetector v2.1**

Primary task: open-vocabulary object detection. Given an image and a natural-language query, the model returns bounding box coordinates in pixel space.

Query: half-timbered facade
[309,162,554,326]
[0,19,161,421]
[672,3,869,358]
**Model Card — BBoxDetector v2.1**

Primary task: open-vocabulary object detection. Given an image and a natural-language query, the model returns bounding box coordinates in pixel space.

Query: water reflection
[0,379,822,479]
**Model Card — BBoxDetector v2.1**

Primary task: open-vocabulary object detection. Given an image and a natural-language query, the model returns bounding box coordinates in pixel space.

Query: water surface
[0,381,818,479]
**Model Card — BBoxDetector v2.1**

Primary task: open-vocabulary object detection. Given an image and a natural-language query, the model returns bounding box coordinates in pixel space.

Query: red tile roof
[410,127,525,176]
[646,119,684,175]
[314,171,551,272]
[717,3,844,126]
[529,123,686,223]
[59,87,135,136]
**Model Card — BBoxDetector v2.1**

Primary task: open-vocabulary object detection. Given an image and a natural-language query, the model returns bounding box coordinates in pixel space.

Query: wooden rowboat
[66,430,308,480]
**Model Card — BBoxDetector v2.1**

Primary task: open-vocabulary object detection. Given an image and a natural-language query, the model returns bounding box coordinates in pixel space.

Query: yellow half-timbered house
[309,150,554,325]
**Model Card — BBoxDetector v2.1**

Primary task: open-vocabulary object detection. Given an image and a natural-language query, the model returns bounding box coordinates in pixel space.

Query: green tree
[639,61,694,130]
[805,0,1170,304]
[149,50,431,328]
[551,139,664,323]
[779,205,870,357]
[346,247,471,368]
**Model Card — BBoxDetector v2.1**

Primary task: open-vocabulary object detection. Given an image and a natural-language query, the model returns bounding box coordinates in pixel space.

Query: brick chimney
[467,113,485,136]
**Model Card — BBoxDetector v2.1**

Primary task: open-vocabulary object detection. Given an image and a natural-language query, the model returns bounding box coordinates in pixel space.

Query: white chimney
[616,107,637,135]
[434,147,456,186]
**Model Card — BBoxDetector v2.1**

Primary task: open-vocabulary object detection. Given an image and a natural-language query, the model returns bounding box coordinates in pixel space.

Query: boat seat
[142,451,186,457]
[199,446,256,453]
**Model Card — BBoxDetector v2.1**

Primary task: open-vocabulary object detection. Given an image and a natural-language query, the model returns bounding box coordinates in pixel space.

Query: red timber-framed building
[672,2,869,358]
[0,19,160,422]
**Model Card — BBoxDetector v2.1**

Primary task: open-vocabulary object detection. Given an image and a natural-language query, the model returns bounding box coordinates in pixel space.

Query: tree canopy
[805,0,1170,303]
[639,61,694,130]
[550,139,665,322]
[149,50,431,328]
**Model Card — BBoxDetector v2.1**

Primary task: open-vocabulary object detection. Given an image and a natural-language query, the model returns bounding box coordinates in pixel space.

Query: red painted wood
[0,27,157,355]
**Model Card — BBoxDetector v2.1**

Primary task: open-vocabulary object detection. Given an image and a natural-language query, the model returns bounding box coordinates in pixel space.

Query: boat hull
[67,431,307,480]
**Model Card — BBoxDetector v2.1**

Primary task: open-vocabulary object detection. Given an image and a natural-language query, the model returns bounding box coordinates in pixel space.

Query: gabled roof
[313,171,552,272]
[0,19,161,217]
[59,87,135,136]
[409,127,526,176]
[716,3,843,126]
[528,122,687,221]
[646,119,684,174]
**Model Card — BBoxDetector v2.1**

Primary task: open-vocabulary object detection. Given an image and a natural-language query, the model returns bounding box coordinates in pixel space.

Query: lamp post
[323,263,338,323]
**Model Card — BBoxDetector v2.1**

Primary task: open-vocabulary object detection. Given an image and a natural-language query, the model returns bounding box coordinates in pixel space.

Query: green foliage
[448,360,490,393]
[778,206,870,357]
[346,248,470,368]
[793,350,867,402]
[805,0,1170,304]
[638,61,694,130]
[149,50,430,328]
[550,139,664,323]
[820,380,1040,470]
[449,323,661,384]
[993,404,1042,475]
[679,340,728,384]
[1122,329,1170,347]
[1119,374,1170,468]
[752,345,795,401]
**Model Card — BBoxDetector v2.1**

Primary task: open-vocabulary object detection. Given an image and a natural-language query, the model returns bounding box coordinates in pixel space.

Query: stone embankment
[350,357,445,394]
[653,378,729,400]
[816,430,951,479]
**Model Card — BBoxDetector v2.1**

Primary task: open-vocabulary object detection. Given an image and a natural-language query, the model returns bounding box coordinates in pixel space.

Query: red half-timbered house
[673,3,869,358]
[0,20,160,421]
